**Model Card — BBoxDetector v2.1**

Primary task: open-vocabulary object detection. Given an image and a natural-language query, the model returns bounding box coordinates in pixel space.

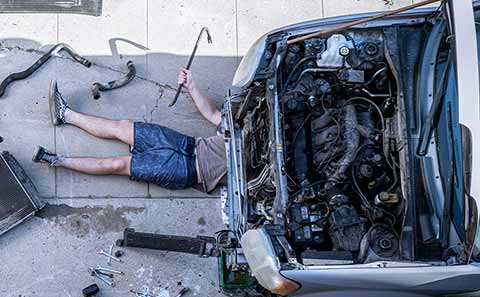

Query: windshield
[431,9,480,248]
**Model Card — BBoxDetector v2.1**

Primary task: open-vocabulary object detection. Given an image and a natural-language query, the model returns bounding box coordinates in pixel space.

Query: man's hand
[177,67,196,92]
[177,67,221,126]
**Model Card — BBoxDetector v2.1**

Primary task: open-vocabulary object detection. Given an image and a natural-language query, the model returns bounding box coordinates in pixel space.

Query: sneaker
[48,80,70,126]
[32,146,63,166]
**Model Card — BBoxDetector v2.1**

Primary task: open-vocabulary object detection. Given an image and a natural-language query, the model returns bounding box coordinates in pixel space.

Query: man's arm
[178,68,221,126]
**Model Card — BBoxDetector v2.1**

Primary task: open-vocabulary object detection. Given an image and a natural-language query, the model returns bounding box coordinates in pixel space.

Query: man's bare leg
[64,109,134,146]
[32,146,131,176]
[56,155,131,176]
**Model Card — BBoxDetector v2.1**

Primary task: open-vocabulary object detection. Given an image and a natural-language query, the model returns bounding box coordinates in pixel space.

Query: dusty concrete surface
[0,198,223,297]
[0,0,424,296]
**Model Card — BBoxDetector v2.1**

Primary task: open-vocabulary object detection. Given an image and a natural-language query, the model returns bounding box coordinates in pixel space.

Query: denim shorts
[130,122,197,189]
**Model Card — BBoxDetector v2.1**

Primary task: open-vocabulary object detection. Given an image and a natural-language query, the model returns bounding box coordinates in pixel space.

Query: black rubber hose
[0,43,92,98]
[91,61,136,100]
[331,104,360,182]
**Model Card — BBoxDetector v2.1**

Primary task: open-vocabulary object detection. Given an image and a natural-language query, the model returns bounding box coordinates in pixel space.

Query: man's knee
[117,120,133,130]
[114,120,134,143]
[110,158,130,175]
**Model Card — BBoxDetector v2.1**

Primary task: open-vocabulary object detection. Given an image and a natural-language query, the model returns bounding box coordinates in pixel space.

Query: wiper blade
[417,51,452,156]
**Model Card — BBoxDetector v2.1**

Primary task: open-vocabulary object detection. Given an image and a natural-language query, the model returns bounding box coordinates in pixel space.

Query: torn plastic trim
[91,61,136,100]
[0,43,92,98]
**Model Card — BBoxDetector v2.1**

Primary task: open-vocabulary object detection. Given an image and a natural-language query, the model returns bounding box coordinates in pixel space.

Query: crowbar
[169,27,213,107]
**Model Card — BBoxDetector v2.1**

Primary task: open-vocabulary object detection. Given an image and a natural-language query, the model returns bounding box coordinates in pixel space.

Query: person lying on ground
[32,68,226,192]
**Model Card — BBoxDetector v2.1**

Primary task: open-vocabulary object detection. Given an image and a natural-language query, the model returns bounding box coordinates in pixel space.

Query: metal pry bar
[0,43,92,98]
[287,0,442,44]
[169,27,212,107]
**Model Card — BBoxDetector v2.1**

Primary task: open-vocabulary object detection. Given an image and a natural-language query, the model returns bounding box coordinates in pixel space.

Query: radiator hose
[91,60,136,100]
[0,43,92,98]
[330,104,360,182]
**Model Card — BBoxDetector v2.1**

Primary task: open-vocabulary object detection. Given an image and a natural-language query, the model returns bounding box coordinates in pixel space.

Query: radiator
[0,151,44,236]
[0,0,103,16]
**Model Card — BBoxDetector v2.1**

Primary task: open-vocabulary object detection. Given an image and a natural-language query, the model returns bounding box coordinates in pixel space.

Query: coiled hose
[0,43,92,98]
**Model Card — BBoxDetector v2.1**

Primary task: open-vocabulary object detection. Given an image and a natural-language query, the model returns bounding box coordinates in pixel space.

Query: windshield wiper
[417,50,452,156]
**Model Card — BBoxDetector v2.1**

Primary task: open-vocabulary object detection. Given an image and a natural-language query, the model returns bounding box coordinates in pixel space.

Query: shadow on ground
[0,37,241,199]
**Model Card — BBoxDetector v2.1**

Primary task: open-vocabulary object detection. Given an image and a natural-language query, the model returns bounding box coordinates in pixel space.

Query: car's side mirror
[461,124,477,261]
[461,124,472,195]
[460,125,479,258]
[465,194,479,261]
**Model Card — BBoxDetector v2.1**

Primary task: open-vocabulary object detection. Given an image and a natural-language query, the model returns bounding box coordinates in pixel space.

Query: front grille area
[0,151,43,236]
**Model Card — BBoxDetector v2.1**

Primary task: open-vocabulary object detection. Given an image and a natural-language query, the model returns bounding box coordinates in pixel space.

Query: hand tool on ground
[287,0,442,44]
[82,283,100,297]
[107,244,114,265]
[175,287,190,297]
[96,266,124,275]
[96,271,114,279]
[130,288,156,297]
[169,27,212,107]
[99,249,123,263]
[91,61,136,100]
[89,267,115,287]
[0,43,92,98]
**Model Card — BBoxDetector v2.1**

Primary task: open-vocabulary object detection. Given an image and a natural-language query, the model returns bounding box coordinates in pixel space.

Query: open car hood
[447,0,480,253]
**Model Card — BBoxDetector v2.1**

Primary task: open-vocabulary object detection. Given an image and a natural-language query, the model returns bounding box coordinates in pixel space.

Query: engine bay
[240,29,404,264]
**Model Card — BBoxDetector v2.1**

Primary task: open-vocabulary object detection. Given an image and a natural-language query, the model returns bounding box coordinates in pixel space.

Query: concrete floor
[0,1,428,296]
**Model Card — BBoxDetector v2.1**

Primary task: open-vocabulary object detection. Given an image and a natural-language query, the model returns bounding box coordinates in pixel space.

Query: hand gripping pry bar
[169,27,212,107]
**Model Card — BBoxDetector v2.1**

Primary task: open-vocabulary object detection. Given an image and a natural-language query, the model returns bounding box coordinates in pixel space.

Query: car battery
[288,203,327,249]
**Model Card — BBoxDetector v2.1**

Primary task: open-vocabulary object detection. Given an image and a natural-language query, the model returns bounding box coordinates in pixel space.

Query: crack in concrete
[0,43,184,97]
[92,61,180,93]
[0,42,189,127]
[143,87,165,123]
[0,44,39,53]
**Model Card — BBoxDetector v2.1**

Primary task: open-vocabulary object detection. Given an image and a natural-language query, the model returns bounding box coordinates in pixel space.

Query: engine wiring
[238,28,407,264]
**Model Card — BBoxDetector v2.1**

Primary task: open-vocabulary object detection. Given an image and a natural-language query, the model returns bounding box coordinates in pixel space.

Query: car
[219,1,480,296]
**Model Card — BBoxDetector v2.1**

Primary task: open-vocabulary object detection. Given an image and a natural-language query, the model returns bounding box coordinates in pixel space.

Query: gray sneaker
[32,146,63,166]
[49,80,70,126]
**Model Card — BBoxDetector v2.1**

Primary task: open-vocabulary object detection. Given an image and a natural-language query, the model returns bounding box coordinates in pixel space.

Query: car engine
[241,29,403,264]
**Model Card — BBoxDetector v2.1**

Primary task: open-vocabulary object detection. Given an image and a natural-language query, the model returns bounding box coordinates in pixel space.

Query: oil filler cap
[339,46,350,57]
